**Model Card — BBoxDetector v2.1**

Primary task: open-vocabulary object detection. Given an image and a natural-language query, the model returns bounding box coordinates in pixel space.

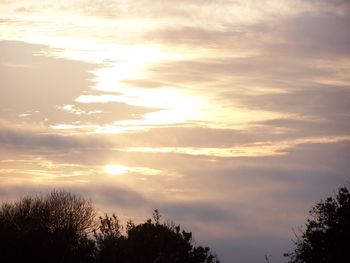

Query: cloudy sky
[1,0,349,262]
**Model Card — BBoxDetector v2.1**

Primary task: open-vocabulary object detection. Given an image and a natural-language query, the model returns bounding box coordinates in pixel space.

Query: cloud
[0,182,148,209]
[0,41,161,129]
[0,41,94,123]
[233,85,350,117]
[268,11,350,58]
[69,184,148,208]
[144,26,245,47]
[255,115,350,139]
[0,122,83,150]
[157,201,235,223]
[146,55,340,89]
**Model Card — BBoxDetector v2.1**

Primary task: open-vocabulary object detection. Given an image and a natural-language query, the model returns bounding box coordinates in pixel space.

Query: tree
[285,185,350,263]
[95,210,220,263]
[0,190,96,263]
[0,191,220,262]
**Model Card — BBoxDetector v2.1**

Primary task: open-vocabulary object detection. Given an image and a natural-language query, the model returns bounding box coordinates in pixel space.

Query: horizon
[1,1,350,262]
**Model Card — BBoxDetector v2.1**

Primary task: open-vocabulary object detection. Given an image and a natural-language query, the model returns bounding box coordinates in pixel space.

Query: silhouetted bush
[0,190,96,263]
[285,185,350,263]
[94,210,220,263]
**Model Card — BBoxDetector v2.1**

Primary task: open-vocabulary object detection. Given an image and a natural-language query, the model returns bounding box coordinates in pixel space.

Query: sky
[0,0,350,262]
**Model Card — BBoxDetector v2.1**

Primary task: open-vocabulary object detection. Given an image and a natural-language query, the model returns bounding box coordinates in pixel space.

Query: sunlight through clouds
[105,165,128,175]
[1,0,350,262]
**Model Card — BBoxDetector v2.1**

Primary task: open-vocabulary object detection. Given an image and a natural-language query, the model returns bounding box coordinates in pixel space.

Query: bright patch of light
[105,165,128,175]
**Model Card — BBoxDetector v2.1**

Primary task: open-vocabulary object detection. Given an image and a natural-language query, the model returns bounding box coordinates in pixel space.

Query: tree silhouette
[95,210,220,263]
[0,192,219,262]
[285,185,350,263]
[0,190,96,263]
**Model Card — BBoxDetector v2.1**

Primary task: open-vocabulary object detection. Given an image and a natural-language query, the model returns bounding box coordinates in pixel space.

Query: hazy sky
[1,1,350,262]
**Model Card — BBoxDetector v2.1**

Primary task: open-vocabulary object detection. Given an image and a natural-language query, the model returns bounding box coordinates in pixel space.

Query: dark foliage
[94,210,220,263]
[0,190,96,263]
[0,192,219,263]
[285,185,350,263]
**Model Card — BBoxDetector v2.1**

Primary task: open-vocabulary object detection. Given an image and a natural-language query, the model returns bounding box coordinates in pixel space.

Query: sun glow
[75,87,206,130]
[105,165,128,175]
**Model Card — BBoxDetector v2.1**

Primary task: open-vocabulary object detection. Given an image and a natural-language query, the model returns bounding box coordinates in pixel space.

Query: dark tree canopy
[0,192,219,263]
[94,210,220,263]
[0,190,96,263]
[285,185,350,263]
